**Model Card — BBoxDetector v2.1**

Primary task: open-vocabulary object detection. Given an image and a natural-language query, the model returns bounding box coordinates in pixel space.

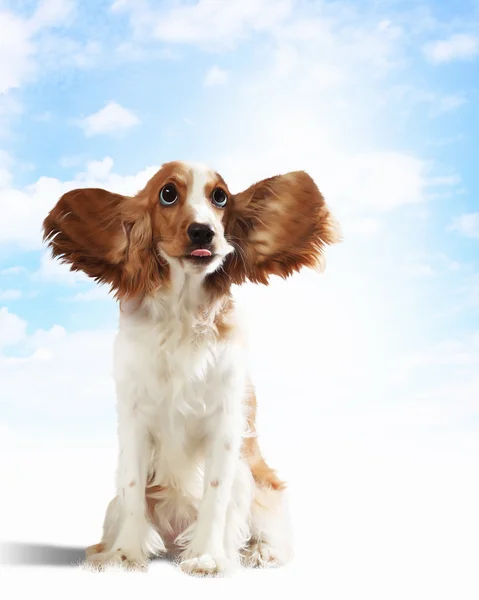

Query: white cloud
[34,111,53,122]
[448,212,479,238]
[204,66,229,86]
[0,2,76,95]
[59,154,84,168]
[406,253,464,275]
[78,102,140,137]
[424,34,479,64]
[152,0,292,47]
[0,149,13,188]
[402,263,436,278]
[0,317,116,423]
[28,0,76,32]
[399,333,479,380]
[342,217,381,238]
[393,86,468,118]
[0,307,27,349]
[333,152,431,212]
[0,10,34,94]
[1,266,27,276]
[0,289,22,301]
[34,253,89,285]
[67,287,110,302]
[432,93,467,115]
[0,177,68,250]
[427,134,465,147]
[0,157,157,250]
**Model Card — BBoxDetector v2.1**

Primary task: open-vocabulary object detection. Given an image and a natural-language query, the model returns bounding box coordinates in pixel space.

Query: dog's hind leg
[241,384,293,568]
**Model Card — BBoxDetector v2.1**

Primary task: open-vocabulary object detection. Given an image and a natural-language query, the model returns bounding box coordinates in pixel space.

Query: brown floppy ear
[43,188,164,299]
[224,171,341,284]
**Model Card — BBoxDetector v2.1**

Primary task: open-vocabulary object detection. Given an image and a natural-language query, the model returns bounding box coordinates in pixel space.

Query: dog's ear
[224,171,341,284]
[43,188,165,298]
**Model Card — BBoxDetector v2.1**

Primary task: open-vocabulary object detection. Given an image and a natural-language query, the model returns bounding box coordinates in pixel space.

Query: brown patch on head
[203,173,231,222]
[142,161,197,259]
[210,479,220,488]
[42,161,202,300]
[121,554,127,561]
[43,164,340,302]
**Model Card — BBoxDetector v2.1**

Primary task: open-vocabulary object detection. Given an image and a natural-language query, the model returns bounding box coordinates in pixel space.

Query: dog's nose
[187,223,215,245]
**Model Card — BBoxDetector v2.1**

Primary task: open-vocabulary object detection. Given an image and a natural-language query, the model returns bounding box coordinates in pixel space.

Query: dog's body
[43,161,340,575]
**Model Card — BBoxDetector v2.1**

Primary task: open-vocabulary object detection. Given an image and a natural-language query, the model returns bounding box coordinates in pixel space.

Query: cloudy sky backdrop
[0,1,478,597]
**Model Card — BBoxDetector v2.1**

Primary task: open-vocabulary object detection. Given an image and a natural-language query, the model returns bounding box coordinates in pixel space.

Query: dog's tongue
[190,249,212,257]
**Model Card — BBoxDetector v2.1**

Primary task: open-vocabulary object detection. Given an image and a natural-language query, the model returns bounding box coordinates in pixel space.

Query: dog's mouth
[190,248,212,258]
[183,246,216,264]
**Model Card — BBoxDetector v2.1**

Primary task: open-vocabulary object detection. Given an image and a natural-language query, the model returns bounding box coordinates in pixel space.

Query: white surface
[1,390,478,599]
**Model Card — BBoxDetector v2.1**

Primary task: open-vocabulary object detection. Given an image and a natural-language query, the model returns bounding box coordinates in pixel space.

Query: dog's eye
[211,188,228,208]
[159,184,178,206]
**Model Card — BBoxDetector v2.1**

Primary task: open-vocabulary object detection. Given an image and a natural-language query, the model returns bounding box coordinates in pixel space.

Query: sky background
[0,0,479,597]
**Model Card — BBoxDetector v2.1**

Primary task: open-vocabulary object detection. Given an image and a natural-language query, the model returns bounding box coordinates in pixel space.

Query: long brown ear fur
[224,171,341,285]
[43,188,165,299]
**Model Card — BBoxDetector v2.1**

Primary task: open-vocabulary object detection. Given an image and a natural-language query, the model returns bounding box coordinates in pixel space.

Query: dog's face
[143,162,234,277]
[43,160,341,298]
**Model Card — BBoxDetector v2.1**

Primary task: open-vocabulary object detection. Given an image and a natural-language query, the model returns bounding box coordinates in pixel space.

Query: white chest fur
[114,277,247,491]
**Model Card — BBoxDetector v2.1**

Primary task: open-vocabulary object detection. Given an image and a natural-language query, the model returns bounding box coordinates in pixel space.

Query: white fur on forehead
[181,161,216,177]
[185,165,218,225]
[158,161,219,187]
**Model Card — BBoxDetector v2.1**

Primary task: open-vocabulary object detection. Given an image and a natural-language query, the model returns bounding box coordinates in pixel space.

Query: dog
[43,161,340,575]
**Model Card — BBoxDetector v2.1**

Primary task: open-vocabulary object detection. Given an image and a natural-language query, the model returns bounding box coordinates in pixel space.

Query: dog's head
[43,161,341,298]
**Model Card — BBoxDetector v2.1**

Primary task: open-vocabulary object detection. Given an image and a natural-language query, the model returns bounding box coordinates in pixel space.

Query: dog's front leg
[179,380,245,575]
[86,400,165,570]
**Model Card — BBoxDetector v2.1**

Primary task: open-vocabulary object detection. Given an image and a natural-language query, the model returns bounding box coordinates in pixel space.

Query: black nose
[187,223,215,245]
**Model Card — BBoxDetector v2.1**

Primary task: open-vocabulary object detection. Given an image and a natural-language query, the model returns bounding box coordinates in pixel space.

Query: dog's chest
[115,306,229,431]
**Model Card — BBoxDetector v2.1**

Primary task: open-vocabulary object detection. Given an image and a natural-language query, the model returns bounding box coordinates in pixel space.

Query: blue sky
[0,0,478,439]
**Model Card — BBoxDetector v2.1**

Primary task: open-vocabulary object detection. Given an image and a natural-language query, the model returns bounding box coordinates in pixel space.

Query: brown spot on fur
[213,295,236,341]
[129,480,136,487]
[145,485,167,522]
[85,543,104,557]
[241,384,286,491]
[225,441,232,451]
[146,484,166,494]
[210,479,220,488]
[121,554,127,561]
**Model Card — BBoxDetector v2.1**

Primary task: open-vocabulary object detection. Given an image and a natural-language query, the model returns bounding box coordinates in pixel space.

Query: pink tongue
[190,249,212,257]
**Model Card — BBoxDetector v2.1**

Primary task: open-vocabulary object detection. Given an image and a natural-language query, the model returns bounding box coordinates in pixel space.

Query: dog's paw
[85,543,105,558]
[83,549,147,572]
[179,553,226,577]
[242,540,283,568]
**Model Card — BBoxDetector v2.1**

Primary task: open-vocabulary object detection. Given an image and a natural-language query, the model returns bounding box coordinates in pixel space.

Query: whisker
[227,239,247,272]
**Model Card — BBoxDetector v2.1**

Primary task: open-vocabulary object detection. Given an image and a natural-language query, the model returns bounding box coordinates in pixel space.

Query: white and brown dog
[43,161,340,576]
